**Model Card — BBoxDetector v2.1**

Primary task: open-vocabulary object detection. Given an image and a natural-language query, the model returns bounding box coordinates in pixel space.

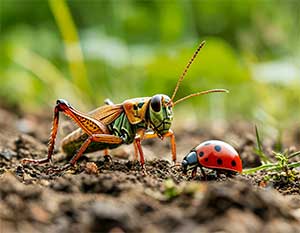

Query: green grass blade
[10,46,88,108]
[242,163,277,174]
[254,125,271,164]
[288,151,300,159]
[287,161,300,169]
[48,0,93,102]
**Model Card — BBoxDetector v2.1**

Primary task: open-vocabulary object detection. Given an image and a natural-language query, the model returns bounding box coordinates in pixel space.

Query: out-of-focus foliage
[0,0,300,131]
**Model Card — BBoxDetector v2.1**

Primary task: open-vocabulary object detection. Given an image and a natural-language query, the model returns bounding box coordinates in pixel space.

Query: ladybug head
[181,150,198,174]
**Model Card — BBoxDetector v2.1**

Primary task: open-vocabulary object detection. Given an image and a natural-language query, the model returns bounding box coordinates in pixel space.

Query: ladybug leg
[227,171,235,177]
[191,167,198,178]
[199,166,207,180]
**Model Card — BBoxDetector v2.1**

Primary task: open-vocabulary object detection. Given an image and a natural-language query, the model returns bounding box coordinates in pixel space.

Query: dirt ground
[1,105,300,233]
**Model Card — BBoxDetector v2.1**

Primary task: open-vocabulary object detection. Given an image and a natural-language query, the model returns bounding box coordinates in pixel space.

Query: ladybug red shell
[195,140,242,172]
[182,140,242,177]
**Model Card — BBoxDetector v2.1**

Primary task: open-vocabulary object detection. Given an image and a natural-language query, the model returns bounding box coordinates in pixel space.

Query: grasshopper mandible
[21,41,228,173]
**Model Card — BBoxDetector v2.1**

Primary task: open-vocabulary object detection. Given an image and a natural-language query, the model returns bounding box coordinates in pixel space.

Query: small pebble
[85,162,99,174]
[0,148,17,160]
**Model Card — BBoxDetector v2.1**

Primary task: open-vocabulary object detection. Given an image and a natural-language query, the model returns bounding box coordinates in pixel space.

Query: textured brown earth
[1,106,300,233]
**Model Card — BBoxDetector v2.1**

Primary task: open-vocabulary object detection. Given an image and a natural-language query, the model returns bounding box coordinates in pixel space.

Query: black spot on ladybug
[214,145,221,152]
[231,160,237,167]
[199,151,204,157]
[204,158,209,162]
[217,158,223,165]
[204,142,211,146]
[138,102,144,108]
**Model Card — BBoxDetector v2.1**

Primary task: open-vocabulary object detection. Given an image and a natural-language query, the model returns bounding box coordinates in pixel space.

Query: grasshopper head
[149,94,173,137]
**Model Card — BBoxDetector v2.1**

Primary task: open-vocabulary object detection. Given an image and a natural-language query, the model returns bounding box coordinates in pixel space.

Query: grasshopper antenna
[173,89,229,106]
[170,41,206,102]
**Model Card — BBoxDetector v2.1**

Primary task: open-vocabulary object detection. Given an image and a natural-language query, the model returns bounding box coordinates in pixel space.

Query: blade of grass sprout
[242,163,278,174]
[288,151,300,159]
[243,149,300,175]
[287,161,300,169]
[10,46,88,108]
[272,151,287,163]
[243,159,300,175]
[254,125,271,164]
[48,0,93,103]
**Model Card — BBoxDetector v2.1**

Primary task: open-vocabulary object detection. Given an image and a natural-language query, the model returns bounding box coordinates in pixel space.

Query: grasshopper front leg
[22,99,123,172]
[133,129,177,168]
[135,129,177,163]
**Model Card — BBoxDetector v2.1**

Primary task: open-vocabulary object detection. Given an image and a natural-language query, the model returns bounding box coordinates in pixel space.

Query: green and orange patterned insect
[21,41,228,173]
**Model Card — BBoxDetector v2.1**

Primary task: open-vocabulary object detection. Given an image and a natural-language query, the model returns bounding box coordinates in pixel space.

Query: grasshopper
[21,41,228,173]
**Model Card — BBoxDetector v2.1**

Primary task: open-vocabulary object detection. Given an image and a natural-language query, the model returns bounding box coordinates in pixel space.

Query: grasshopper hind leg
[22,99,123,173]
[47,133,123,174]
[21,100,62,165]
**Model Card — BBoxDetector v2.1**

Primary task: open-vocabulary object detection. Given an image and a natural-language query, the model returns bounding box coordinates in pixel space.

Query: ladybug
[181,140,242,178]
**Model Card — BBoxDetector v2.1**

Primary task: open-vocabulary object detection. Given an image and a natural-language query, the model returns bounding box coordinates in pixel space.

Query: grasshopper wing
[89,104,124,125]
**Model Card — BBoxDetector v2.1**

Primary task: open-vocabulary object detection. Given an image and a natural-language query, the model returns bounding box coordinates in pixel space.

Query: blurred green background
[0,0,300,131]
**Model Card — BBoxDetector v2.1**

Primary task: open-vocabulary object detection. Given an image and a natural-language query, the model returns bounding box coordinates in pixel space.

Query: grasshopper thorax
[148,94,173,137]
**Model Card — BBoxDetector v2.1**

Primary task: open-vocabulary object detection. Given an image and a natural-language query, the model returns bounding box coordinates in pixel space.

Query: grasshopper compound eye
[150,95,162,112]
